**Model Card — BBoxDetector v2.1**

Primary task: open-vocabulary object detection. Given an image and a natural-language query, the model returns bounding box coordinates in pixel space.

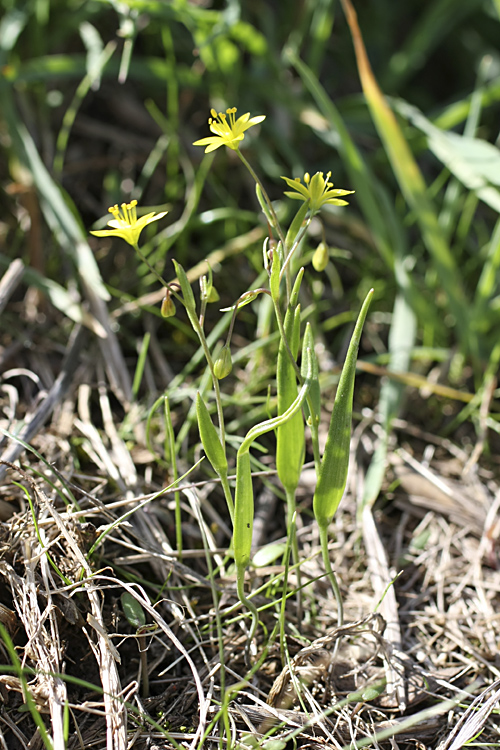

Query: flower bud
[312,242,329,272]
[207,285,220,303]
[214,345,232,379]
[161,291,176,318]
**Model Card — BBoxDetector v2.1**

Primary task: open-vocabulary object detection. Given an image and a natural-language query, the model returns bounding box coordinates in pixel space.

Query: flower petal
[193,136,220,147]
[284,191,309,201]
[248,115,266,126]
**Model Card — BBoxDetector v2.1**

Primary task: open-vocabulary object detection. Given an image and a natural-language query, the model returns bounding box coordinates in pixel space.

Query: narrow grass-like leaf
[234,450,254,571]
[340,0,470,353]
[132,332,151,399]
[286,49,396,269]
[234,345,313,572]
[172,259,197,317]
[232,345,313,663]
[0,258,105,335]
[270,247,282,302]
[276,303,304,494]
[362,290,416,510]
[314,289,373,526]
[0,76,109,302]
[475,218,500,311]
[255,183,275,226]
[196,392,228,478]
[394,98,500,213]
[285,201,309,251]
[301,322,320,426]
[0,624,54,750]
[54,38,116,178]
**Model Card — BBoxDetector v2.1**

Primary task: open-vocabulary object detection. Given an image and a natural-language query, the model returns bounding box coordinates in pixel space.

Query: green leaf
[121,592,146,629]
[252,542,287,567]
[284,200,309,251]
[172,259,197,316]
[196,393,228,477]
[302,323,320,425]
[395,98,500,212]
[276,303,304,494]
[269,246,281,302]
[234,450,253,571]
[314,289,373,526]
[255,182,275,226]
[234,347,314,572]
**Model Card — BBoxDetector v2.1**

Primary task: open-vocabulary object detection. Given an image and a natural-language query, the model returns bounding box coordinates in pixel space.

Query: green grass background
[1,0,500,443]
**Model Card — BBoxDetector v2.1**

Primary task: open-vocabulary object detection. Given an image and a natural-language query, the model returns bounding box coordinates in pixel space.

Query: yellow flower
[281,172,354,215]
[90,200,167,246]
[193,107,265,153]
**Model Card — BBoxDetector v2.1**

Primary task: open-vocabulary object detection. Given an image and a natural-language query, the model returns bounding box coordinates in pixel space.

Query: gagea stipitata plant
[90,104,373,665]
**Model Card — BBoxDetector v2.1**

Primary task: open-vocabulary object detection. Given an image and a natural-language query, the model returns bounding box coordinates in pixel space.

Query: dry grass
[1,261,500,750]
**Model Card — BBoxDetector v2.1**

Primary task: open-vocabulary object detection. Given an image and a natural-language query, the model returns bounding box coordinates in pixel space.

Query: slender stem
[182,301,227,450]
[137,633,149,698]
[236,150,286,249]
[236,564,260,667]
[191,492,227,741]
[164,396,182,560]
[133,242,228,451]
[220,473,235,524]
[225,288,270,346]
[278,509,294,668]
[199,622,278,749]
[285,488,302,622]
[133,243,169,288]
[279,216,312,285]
[318,522,343,627]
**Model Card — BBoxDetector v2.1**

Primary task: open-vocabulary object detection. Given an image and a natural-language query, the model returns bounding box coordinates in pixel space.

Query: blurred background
[1,0,500,450]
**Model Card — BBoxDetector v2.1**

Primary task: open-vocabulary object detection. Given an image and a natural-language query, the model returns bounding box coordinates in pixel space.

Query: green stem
[279,216,312,285]
[191,494,227,741]
[220,473,235,523]
[285,487,302,621]
[180,293,227,450]
[134,249,228,453]
[164,397,182,560]
[138,633,149,698]
[236,564,260,667]
[133,242,169,288]
[279,507,294,668]
[318,522,343,627]
[236,150,286,248]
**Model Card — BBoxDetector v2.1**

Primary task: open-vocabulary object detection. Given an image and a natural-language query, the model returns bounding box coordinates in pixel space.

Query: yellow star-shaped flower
[90,200,167,246]
[281,172,354,215]
[193,107,265,153]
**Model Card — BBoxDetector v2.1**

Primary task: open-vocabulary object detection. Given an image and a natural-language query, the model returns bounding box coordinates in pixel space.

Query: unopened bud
[214,345,232,379]
[161,291,176,318]
[312,242,329,272]
[207,285,220,303]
